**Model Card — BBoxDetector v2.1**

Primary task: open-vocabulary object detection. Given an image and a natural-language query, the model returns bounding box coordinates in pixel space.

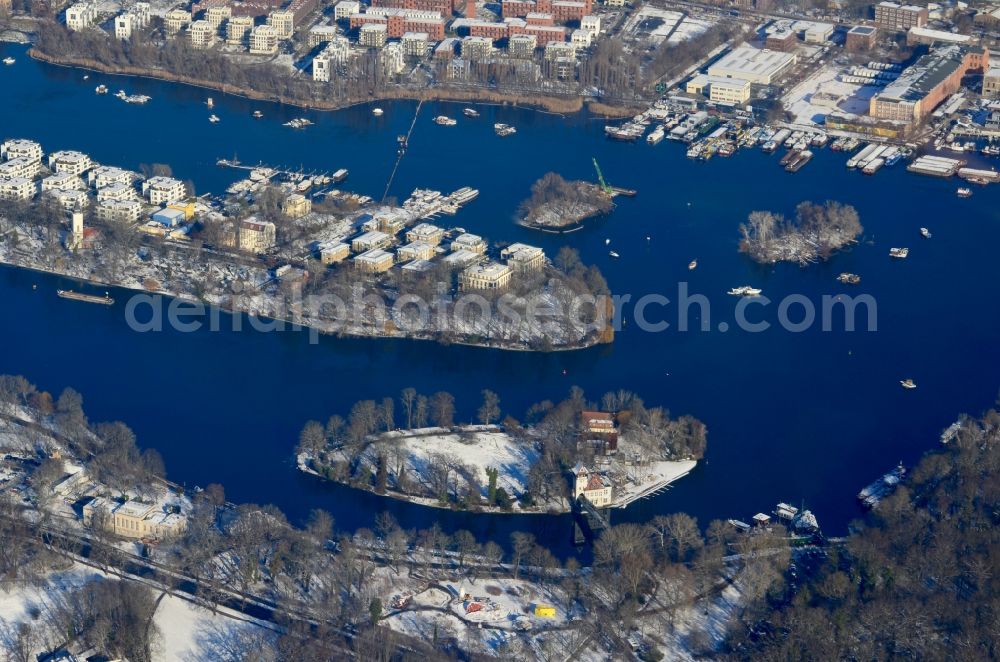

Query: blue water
[3,42,999,556]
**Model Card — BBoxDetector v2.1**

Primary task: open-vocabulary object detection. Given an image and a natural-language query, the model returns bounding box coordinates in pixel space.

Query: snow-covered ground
[0,563,275,661]
[782,62,880,125]
[612,459,697,508]
[623,8,713,46]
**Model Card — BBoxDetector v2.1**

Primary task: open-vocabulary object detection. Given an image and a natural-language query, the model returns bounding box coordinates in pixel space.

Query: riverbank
[29,48,633,116]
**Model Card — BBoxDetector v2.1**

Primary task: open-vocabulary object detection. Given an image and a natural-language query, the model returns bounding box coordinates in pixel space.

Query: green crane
[592,157,613,197]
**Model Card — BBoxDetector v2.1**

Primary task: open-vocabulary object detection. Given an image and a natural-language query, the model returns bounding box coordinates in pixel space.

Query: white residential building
[96,199,144,223]
[382,41,405,75]
[461,35,493,60]
[250,25,279,54]
[450,232,486,254]
[48,150,93,176]
[402,31,429,57]
[88,165,133,189]
[267,9,295,39]
[0,156,39,179]
[45,188,88,211]
[509,33,537,58]
[164,8,191,37]
[500,242,545,273]
[65,2,98,31]
[206,5,231,31]
[189,20,217,49]
[334,0,361,20]
[1,139,43,163]
[143,176,186,205]
[97,182,137,202]
[41,173,85,192]
[308,24,339,47]
[573,464,612,507]
[580,15,600,38]
[0,178,36,201]
[359,23,387,48]
[570,28,591,47]
[115,13,135,40]
[227,15,254,46]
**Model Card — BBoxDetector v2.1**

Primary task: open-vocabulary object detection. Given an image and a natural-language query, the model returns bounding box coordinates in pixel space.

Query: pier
[382,99,424,202]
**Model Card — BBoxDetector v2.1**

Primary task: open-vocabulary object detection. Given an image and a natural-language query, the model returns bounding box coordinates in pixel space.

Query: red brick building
[502,0,590,23]
[351,10,446,39]
[372,0,452,17]
[580,411,619,454]
[845,25,877,52]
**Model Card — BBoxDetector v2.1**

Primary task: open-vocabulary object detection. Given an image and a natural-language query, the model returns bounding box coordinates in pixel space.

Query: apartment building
[227,15,255,45]
[353,248,395,272]
[41,173,85,192]
[189,20,217,48]
[89,165,133,189]
[459,261,512,290]
[359,23,388,47]
[874,2,927,30]
[96,199,144,223]
[143,176,186,205]
[405,222,444,245]
[402,31,430,57]
[65,2,98,31]
[48,150,93,176]
[239,217,277,252]
[206,5,232,30]
[97,182,138,202]
[0,178,37,201]
[335,0,361,20]
[397,240,435,261]
[1,139,43,163]
[165,8,192,36]
[352,230,392,252]
[250,24,280,53]
[267,9,295,38]
[450,232,486,254]
[500,242,545,273]
[509,33,537,57]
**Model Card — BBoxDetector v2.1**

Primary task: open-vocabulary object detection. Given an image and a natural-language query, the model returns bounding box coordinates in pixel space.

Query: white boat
[609,251,620,258]
[434,116,457,126]
[837,273,861,285]
[95,84,108,94]
[920,227,931,239]
[209,114,220,123]
[372,107,384,116]
[604,238,610,245]
[463,108,479,118]
[206,97,214,108]
[900,379,917,389]
[957,187,972,198]
[494,123,516,137]
[889,247,909,259]
[688,259,697,270]
[252,110,263,119]
[727,286,762,297]
[3,57,15,65]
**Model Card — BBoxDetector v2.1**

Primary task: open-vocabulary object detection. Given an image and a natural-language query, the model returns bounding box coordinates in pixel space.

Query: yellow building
[353,248,394,273]
[459,261,512,291]
[573,464,612,507]
[283,193,312,218]
[534,605,557,618]
[320,242,350,264]
[82,497,187,540]
[239,217,277,253]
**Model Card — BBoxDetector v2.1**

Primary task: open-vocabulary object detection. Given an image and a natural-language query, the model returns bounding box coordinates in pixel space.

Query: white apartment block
[206,5,231,30]
[267,9,295,39]
[143,176,185,205]
[164,9,191,37]
[45,188,88,211]
[97,182,137,202]
[509,33,537,58]
[97,199,144,223]
[41,173,85,192]
[1,139,43,163]
[132,2,151,25]
[382,42,404,75]
[226,15,254,45]
[88,165,133,189]
[65,2,98,31]
[115,13,135,40]
[0,178,37,201]
[250,25,279,54]
[570,28,591,47]
[359,23,387,48]
[0,156,39,179]
[461,36,494,60]
[313,51,333,81]
[189,20,217,49]
[308,25,339,47]
[334,0,361,20]
[580,15,600,38]
[402,31,429,57]
[48,150,93,176]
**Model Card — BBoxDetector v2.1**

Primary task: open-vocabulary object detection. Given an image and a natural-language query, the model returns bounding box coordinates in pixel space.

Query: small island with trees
[517,173,615,233]
[739,201,863,266]
[296,386,706,514]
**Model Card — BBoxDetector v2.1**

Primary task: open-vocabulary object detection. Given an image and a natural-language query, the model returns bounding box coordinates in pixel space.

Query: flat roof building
[500,242,545,273]
[875,2,927,30]
[89,165,133,189]
[1,139,43,163]
[189,20,218,49]
[707,45,796,85]
[239,217,277,253]
[845,25,877,52]
[96,182,137,202]
[250,24,279,54]
[459,261,512,290]
[97,199,144,223]
[143,176,186,205]
[405,222,444,245]
[353,248,395,272]
[397,240,435,262]
[48,150,93,176]
[450,232,487,254]
[0,177,37,201]
[352,230,393,252]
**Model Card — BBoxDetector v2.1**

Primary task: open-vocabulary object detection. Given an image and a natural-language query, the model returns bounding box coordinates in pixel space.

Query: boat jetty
[858,463,905,509]
[56,290,114,305]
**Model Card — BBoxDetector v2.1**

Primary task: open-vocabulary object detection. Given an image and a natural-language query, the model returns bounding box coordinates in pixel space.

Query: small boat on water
[957,187,972,198]
[372,107,384,117]
[837,273,861,285]
[2,57,14,65]
[208,114,220,123]
[920,227,931,239]
[434,116,457,126]
[900,379,917,389]
[206,97,214,108]
[284,118,313,129]
[252,110,263,119]
[494,123,516,137]
[604,238,610,245]
[609,251,620,258]
[463,108,479,118]
[57,290,114,305]
[728,286,762,297]
[688,259,697,270]
[95,84,108,94]
[889,247,909,259]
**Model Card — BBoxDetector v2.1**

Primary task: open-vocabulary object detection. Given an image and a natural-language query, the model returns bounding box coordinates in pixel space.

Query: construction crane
[592,157,613,197]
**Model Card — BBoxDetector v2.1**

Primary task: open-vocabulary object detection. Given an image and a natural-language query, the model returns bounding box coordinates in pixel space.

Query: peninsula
[296,387,705,514]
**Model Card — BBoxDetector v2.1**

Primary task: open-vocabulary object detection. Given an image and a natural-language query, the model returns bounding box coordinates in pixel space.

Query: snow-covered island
[739,200,863,266]
[517,172,615,232]
[296,388,705,514]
